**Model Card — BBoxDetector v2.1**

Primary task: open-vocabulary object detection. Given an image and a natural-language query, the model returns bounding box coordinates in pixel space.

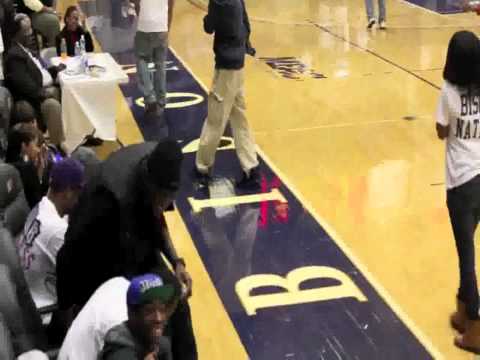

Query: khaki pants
[196,68,258,174]
[31,11,60,47]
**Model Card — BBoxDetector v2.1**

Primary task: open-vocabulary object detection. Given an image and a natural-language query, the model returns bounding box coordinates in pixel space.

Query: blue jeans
[365,0,386,22]
[134,31,168,107]
[447,175,480,319]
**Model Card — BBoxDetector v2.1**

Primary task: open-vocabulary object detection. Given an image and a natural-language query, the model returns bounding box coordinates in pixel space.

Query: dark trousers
[447,174,480,319]
[151,263,198,360]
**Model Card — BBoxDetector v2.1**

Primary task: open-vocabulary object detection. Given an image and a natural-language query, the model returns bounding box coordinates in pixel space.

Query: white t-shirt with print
[57,277,129,360]
[16,196,67,309]
[436,80,480,189]
[137,0,168,33]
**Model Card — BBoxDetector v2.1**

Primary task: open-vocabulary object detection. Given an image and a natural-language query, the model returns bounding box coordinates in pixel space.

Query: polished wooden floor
[168,1,480,358]
[60,0,480,358]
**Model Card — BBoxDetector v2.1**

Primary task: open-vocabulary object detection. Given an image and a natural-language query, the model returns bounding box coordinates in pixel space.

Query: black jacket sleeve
[55,33,62,56]
[13,162,42,208]
[57,185,122,309]
[84,31,94,53]
[5,53,44,102]
[203,0,216,34]
[156,213,178,267]
[241,0,255,56]
[241,0,250,35]
[102,348,138,360]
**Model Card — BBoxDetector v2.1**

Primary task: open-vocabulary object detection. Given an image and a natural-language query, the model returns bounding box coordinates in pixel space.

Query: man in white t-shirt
[130,0,174,116]
[16,158,85,309]
[57,277,129,360]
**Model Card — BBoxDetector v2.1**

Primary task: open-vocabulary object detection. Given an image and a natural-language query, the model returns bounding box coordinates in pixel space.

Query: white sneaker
[379,21,387,30]
[367,18,376,29]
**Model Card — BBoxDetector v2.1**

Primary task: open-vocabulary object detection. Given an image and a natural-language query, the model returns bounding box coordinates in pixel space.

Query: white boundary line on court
[250,115,435,134]
[169,45,444,359]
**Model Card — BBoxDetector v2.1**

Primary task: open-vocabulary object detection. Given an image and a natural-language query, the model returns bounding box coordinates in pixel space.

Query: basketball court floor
[58,0,480,358]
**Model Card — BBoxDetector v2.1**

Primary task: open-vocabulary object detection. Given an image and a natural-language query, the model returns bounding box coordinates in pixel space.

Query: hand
[43,6,56,14]
[40,88,52,101]
[246,41,256,57]
[41,86,59,100]
[35,144,48,179]
[175,263,192,299]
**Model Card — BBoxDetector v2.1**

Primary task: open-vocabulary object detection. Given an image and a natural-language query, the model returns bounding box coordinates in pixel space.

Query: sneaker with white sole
[367,18,376,29]
[379,21,386,30]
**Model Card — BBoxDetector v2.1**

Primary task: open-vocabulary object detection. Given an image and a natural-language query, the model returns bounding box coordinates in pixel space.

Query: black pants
[447,174,480,319]
[151,264,198,360]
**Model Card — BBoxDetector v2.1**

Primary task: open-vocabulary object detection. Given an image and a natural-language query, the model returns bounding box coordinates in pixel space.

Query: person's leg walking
[31,12,60,47]
[135,32,156,110]
[378,0,386,22]
[229,69,259,174]
[153,32,168,110]
[195,69,237,174]
[448,189,479,320]
[365,0,376,28]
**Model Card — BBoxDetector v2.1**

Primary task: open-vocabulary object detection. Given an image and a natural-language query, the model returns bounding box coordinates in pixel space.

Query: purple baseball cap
[127,274,175,307]
[49,158,85,192]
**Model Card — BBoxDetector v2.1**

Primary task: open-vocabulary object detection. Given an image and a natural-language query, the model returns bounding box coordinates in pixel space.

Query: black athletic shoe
[193,167,211,186]
[82,135,104,147]
[367,18,376,29]
[237,166,261,189]
[145,102,157,114]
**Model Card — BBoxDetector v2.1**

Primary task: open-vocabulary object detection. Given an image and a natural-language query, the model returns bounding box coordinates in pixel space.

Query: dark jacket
[203,0,253,69]
[99,322,172,360]
[56,142,175,310]
[0,0,15,50]
[9,160,42,208]
[55,26,94,57]
[4,43,59,110]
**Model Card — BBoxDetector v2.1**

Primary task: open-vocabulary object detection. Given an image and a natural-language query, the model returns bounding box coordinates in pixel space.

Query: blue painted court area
[89,11,436,359]
[403,0,464,14]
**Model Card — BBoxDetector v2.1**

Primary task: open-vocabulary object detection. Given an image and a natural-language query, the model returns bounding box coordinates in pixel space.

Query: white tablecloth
[52,53,128,150]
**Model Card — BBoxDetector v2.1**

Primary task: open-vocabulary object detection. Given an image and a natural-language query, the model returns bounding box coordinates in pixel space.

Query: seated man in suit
[4,14,67,154]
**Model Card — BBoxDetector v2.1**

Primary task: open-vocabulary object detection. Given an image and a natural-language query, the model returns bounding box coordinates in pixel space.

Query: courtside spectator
[56,139,197,359]
[6,123,47,207]
[16,158,84,309]
[5,14,67,154]
[99,274,178,360]
[55,6,94,57]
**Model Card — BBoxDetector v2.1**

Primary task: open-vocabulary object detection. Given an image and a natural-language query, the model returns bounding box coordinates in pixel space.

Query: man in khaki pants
[195,0,259,188]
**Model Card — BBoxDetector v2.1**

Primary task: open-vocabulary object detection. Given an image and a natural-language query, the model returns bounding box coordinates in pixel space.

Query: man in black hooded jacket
[56,139,197,360]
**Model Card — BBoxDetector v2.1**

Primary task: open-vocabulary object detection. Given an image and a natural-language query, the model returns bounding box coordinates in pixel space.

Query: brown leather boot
[455,319,480,354]
[451,299,467,333]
